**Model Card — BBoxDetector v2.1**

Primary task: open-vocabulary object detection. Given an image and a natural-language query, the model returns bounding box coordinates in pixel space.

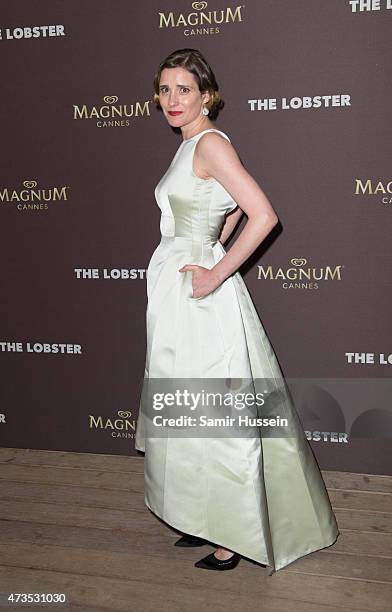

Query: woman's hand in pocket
[178,264,222,299]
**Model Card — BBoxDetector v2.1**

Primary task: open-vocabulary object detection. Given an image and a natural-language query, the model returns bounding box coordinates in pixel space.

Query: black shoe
[174,533,208,547]
[194,551,241,570]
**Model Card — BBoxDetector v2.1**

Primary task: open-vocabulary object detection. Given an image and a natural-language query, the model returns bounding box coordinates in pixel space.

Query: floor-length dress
[134,128,339,573]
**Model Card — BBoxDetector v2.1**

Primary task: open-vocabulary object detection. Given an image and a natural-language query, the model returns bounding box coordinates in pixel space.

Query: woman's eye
[159,87,190,94]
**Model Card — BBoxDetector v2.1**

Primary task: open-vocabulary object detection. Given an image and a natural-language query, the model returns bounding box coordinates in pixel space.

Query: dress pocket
[184,271,215,306]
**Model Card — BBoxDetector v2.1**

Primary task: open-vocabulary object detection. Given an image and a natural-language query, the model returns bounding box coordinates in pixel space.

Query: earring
[202,105,209,116]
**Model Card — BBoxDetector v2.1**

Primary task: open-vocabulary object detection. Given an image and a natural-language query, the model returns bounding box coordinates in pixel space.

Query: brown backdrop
[1,0,391,474]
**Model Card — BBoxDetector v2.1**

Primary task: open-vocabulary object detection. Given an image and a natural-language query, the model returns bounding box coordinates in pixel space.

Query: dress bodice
[154,128,238,243]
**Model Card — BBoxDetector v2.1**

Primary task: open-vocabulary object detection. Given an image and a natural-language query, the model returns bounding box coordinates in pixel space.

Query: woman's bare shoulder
[196,130,233,147]
[195,130,240,168]
[193,131,238,180]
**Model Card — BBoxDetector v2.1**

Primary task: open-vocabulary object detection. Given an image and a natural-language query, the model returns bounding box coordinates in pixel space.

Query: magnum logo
[73,95,151,127]
[257,258,343,289]
[0,180,69,210]
[355,178,392,205]
[158,1,245,30]
[89,410,136,439]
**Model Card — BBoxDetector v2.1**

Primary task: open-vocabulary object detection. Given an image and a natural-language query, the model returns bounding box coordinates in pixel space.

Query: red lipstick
[168,111,183,116]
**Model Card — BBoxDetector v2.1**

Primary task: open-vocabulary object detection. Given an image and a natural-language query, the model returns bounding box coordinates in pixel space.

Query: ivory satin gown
[134,128,339,573]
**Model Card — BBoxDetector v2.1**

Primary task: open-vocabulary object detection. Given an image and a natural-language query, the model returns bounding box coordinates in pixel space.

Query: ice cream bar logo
[0,180,70,210]
[73,96,152,128]
[257,258,344,289]
[158,2,245,30]
[355,178,392,206]
[89,410,136,439]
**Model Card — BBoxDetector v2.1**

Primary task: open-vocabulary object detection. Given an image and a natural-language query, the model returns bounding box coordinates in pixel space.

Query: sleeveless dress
[134,128,339,573]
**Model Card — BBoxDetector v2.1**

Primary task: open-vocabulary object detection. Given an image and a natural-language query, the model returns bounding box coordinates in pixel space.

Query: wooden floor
[0,448,391,612]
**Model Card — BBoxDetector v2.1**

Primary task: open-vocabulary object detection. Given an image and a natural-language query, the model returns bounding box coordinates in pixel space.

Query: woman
[135,48,339,573]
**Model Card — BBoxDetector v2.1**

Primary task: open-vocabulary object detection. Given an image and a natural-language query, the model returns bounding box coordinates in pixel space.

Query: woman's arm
[179,133,279,298]
[197,133,279,284]
[218,206,244,246]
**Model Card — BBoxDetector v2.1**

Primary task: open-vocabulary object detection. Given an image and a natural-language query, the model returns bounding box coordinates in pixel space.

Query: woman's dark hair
[153,48,224,120]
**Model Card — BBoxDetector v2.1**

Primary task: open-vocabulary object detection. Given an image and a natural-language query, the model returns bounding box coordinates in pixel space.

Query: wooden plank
[329,489,392,513]
[0,544,391,612]
[332,530,392,557]
[0,464,145,491]
[2,481,145,511]
[0,499,147,531]
[288,549,392,582]
[0,519,176,550]
[0,447,144,472]
[334,508,392,533]
[323,471,392,493]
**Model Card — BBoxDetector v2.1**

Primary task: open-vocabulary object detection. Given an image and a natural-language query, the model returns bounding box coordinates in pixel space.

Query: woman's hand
[178,264,222,299]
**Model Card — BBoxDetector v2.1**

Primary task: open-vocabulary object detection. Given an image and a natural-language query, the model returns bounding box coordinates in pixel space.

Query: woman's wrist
[210,262,230,285]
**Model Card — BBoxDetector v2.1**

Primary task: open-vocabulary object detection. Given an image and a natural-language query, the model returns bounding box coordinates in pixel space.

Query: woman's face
[158,66,209,128]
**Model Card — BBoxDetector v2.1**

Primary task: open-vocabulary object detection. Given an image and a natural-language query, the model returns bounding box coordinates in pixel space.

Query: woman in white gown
[134,48,339,573]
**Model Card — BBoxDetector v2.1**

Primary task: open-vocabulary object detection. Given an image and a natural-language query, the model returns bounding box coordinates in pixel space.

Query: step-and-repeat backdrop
[1,1,391,475]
